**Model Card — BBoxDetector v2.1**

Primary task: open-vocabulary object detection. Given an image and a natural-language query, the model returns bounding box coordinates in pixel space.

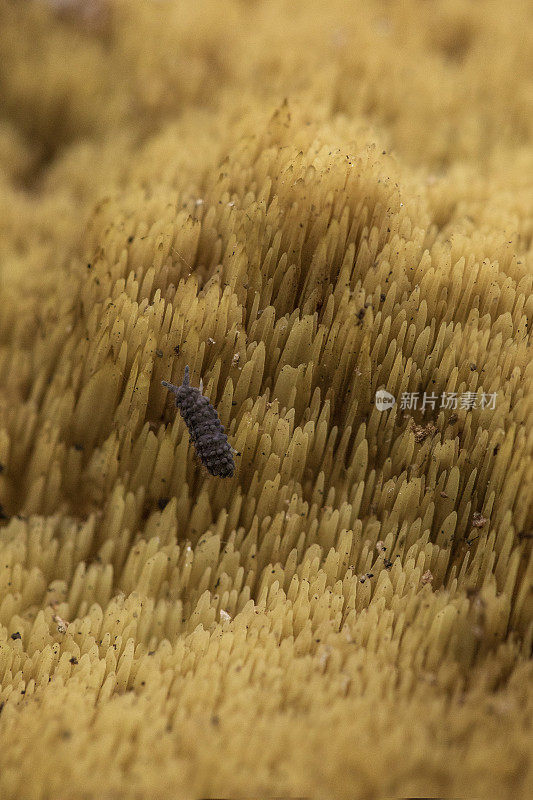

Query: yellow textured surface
[0,1,532,798]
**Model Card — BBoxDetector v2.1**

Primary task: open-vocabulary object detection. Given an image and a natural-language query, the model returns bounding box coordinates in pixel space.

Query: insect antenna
[161,379,179,394]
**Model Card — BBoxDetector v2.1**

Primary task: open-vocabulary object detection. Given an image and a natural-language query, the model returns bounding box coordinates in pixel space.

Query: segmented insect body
[162,366,235,477]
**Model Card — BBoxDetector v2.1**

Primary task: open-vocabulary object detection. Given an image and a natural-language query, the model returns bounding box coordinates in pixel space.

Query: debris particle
[317,645,332,671]
[219,609,231,622]
[472,512,488,528]
[10,632,21,640]
[412,420,437,443]
[421,570,433,585]
[339,674,351,696]
[53,614,69,634]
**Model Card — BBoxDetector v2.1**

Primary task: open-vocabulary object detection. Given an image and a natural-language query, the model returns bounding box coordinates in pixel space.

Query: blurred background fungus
[0,1,532,798]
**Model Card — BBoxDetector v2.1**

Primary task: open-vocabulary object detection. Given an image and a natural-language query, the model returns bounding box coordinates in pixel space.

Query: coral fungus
[0,1,532,798]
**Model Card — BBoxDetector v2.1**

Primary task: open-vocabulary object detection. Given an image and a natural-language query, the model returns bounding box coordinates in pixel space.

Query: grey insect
[162,366,235,478]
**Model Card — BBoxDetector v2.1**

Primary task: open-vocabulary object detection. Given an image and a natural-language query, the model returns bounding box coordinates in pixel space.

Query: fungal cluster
[1,1,532,797]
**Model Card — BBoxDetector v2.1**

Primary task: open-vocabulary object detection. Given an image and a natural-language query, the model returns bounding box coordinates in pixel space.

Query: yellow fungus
[0,1,532,798]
